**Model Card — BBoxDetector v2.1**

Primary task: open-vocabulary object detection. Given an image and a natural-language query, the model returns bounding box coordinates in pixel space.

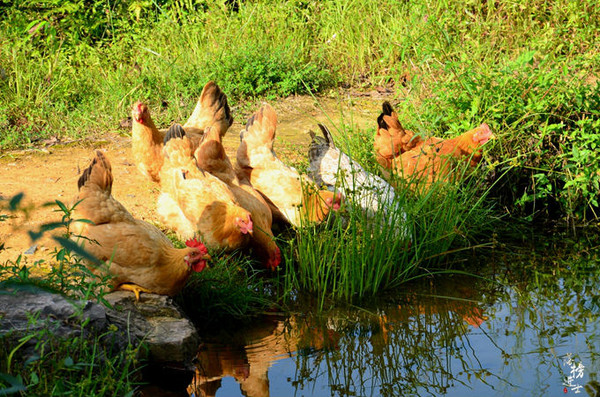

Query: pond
[142,234,600,397]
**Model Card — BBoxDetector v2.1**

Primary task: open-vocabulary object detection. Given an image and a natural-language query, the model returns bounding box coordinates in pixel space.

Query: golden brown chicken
[131,101,166,183]
[376,102,495,187]
[236,104,342,228]
[72,150,210,300]
[131,81,233,183]
[158,124,253,252]
[195,125,281,269]
[374,101,423,169]
[394,124,494,186]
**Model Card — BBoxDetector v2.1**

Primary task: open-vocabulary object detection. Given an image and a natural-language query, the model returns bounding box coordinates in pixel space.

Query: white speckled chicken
[308,124,408,237]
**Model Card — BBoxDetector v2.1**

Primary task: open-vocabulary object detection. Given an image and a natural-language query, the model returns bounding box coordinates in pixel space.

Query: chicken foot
[119,283,153,301]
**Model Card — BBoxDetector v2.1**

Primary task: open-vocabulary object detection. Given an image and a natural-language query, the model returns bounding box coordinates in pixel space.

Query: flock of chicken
[71,82,494,300]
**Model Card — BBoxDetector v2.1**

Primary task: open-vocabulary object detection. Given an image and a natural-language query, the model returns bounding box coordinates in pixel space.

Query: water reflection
[183,275,497,397]
[150,235,600,397]
[188,314,340,397]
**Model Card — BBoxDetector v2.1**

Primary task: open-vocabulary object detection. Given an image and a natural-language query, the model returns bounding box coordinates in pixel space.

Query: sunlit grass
[282,125,499,305]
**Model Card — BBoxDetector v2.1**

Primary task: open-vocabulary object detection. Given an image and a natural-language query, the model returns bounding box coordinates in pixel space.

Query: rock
[0,287,200,368]
[103,291,199,364]
[23,244,38,255]
[0,286,107,339]
[0,286,110,362]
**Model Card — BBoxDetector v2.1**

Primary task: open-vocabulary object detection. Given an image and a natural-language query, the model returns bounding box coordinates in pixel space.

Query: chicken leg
[119,283,153,301]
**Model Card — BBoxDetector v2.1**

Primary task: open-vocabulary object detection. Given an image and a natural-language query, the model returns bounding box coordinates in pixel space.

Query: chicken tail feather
[245,104,277,143]
[164,123,186,144]
[184,81,233,136]
[382,101,394,117]
[377,101,404,132]
[78,150,113,193]
[317,124,336,149]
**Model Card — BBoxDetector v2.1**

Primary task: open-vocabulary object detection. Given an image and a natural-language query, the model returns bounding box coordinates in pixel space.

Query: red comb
[185,238,208,254]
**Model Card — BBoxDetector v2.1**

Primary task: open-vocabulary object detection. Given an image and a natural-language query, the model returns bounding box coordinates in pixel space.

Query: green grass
[282,125,499,305]
[0,301,141,396]
[2,0,599,221]
[175,251,279,332]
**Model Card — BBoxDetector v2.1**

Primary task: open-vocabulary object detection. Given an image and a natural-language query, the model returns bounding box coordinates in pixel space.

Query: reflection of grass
[490,232,600,347]
[288,275,500,397]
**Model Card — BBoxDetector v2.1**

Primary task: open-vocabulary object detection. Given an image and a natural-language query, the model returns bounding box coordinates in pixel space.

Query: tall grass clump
[283,127,497,305]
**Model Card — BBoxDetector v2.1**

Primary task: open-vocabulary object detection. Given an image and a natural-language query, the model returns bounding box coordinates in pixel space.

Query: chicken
[236,104,342,228]
[308,124,408,237]
[376,102,495,186]
[131,101,165,183]
[374,101,423,169]
[131,81,233,183]
[72,150,210,300]
[396,124,494,186]
[157,124,253,252]
[195,125,281,269]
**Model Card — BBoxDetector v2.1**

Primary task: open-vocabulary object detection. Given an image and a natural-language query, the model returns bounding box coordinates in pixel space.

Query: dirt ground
[0,93,390,265]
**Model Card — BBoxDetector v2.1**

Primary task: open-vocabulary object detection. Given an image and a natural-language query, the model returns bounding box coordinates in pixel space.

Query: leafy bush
[210,43,336,99]
[397,51,600,222]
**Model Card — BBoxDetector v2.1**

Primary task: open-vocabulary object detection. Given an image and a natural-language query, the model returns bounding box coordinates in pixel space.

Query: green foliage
[176,251,277,330]
[0,194,140,395]
[210,43,335,99]
[400,52,600,223]
[0,197,111,302]
[1,0,599,222]
[0,316,140,396]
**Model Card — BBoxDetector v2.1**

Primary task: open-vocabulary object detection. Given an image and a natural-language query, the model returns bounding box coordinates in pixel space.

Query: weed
[0,311,140,396]
[0,194,140,395]
[176,251,277,331]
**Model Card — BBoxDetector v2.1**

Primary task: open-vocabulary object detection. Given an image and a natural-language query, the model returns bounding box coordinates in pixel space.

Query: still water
[147,234,600,397]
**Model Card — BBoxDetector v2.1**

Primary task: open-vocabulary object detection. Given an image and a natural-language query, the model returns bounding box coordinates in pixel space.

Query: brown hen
[195,125,281,269]
[131,81,233,183]
[72,150,210,300]
[158,125,253,252]
[376,102,495,187]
